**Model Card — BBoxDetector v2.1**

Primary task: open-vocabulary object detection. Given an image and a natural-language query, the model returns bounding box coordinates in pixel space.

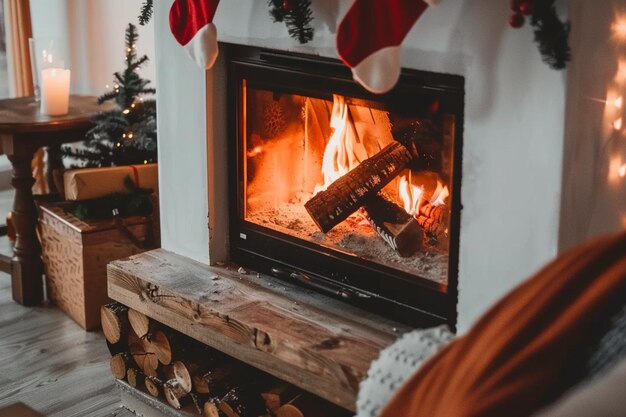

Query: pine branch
[530,0,571,70]
[138,0,154,26]
[268,0,314,44]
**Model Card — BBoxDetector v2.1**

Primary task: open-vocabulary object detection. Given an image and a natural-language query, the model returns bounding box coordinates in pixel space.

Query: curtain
[6,0,33,97]
[6,0,46,194]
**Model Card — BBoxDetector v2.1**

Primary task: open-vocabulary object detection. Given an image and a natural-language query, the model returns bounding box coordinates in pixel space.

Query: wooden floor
[0,190,134,417]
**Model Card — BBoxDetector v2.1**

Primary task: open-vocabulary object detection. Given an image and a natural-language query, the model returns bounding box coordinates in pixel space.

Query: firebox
[227,46,463,328]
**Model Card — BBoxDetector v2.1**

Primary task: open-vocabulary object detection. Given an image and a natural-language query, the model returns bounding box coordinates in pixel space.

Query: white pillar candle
[40,68,71,116]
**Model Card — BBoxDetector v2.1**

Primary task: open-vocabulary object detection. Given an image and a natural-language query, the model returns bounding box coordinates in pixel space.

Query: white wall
[155,0,568,332]
[30,0,155,96]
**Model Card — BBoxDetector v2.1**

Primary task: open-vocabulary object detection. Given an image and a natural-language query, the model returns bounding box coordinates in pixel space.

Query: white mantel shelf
[107,249,410,411]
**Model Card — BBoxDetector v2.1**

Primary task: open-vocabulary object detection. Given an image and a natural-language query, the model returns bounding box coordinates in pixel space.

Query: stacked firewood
[101,302,349,417]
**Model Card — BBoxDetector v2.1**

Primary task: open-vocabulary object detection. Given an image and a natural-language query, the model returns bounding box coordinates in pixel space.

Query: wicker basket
[38,202,158,330]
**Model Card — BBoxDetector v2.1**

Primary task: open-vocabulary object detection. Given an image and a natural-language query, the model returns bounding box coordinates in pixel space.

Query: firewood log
[110,352,132,380]
[305,119,439,233]
[126,367,145,389]
[162,361,194,394]
[192,362,248,395]
[101,303,129,345]
[202,402,220,417]
[305,142,412,233]
[195,395,221,417]
[275,393,348,417]
[260,381,302,413]
[145,376,163,398]
[128,308,151,339]
[416,202,449,238]
[150,328,212,366]
[164,379,190,409]
[218,385,266,417]
[128,328,158,377]
[363,194,423,257]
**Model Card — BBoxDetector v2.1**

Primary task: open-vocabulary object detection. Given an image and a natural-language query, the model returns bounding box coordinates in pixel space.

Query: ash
[247,201,448,286]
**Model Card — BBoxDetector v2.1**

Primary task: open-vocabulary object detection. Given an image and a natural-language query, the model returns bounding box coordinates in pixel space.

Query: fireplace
[227,46,463,328]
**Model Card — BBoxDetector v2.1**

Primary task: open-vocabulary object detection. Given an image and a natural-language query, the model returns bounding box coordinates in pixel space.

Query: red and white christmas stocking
[169,0,221,69]
[337,0,439,94]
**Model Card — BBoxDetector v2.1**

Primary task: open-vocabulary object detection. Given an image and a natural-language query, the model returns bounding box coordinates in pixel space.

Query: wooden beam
[107,249,409,411]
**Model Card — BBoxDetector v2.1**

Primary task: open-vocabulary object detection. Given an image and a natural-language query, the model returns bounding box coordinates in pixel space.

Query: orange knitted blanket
[379,232,626,417]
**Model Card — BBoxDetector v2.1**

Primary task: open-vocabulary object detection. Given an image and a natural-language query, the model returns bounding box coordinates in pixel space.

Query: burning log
[416,202,448,238]
[363,194,423,257]
[305,142,411,233]
[305,120,439,233]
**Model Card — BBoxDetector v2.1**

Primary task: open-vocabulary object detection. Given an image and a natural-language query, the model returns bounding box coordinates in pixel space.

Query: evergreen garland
[530,0,571,70]
[510,0,571,70]
[139,0,154,26]
[268,0,314,44]
[74,176,153,220]
[62,23,157,168]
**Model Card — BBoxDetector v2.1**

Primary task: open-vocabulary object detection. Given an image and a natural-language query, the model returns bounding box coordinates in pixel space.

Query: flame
[399,175,449,216]
[620,163,626,178]
[247,145,262,157]
[315,95,363,193]
[431,181,450,207]
[398,175,424,216]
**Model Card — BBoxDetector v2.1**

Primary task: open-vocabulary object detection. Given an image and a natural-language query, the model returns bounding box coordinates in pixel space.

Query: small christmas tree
[63,23,157,167]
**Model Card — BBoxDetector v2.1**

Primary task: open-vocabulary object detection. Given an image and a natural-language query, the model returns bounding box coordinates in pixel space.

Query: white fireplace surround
[154,0,621,333]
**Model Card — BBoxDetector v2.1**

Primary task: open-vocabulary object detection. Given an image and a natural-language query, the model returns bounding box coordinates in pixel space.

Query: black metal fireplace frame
[226,44,464,329]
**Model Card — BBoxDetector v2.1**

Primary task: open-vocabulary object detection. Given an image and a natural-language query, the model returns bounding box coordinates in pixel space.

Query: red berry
[509,13,525,28]
[519,1,534,16]
[282,0,294,10]
[510,0,522,12]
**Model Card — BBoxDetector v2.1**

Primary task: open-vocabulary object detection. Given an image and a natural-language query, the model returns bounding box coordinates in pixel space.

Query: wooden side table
[0,95,103,305]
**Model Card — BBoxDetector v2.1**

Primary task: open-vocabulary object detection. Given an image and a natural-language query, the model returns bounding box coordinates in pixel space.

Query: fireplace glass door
[229,47,463,327]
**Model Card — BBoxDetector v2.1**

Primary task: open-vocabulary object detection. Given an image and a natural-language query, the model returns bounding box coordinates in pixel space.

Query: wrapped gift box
[64,163,158,201]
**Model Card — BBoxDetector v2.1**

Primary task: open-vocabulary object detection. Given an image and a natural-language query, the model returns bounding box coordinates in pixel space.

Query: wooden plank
[108,249,409,411]
[0,273,125,417]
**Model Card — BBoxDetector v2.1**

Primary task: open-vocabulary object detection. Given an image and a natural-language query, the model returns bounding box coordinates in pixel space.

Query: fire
[430,180,450,207]
[315,95,364,193]
[399,175,424,216]
[399,174,449,216]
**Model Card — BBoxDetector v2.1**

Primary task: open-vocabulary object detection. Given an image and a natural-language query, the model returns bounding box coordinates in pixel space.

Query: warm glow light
[398,175,424,216]
[314,95,363,194]
[122,109,130,114]
[246,146,263,157]
[619,163,626,177]
[431,181,450,207]
[615,96,623,109]
[614,117,623,130]
[613,15,626,42]
[128,133,133,139]
[609,156,624,183]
